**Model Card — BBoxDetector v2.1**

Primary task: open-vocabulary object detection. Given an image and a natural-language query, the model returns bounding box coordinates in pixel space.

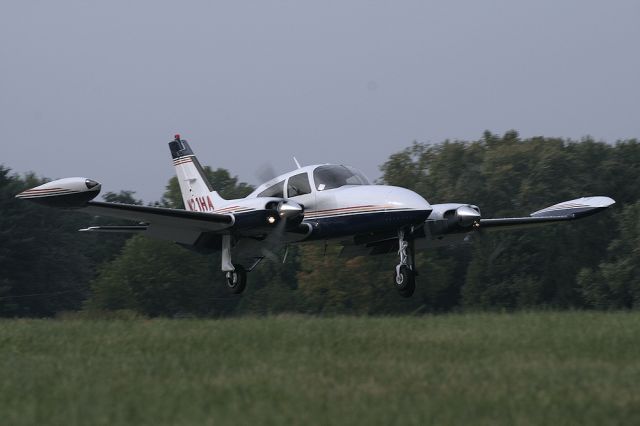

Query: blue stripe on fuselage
[304,209,431,241]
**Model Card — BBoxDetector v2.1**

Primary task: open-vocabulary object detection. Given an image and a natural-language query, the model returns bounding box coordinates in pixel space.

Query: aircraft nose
[386,186,431,211]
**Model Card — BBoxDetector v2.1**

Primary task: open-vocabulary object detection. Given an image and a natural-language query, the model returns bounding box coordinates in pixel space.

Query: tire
[394,265,415,297]
[225,265,247,294]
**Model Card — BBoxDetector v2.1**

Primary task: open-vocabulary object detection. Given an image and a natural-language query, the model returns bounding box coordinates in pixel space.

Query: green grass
[1,313,640,425]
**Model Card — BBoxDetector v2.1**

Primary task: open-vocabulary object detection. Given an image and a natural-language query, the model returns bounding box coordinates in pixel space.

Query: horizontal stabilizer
[79,225,148,233]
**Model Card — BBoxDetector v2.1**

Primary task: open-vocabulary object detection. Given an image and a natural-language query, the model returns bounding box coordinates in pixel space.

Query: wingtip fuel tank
[16,177,101,208]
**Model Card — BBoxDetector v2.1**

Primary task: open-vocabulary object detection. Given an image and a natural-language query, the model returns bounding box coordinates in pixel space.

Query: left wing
[479,196,615,231]
[339,196,616,257]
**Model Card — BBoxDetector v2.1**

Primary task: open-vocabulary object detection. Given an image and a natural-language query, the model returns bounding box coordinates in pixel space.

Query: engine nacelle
[15,177,101,208]
[429,203,481,228]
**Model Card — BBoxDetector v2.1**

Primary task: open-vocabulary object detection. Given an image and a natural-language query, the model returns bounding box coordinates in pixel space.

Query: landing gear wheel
[394,229,417,297]
[225,265,247,294]
[394,265,415,298]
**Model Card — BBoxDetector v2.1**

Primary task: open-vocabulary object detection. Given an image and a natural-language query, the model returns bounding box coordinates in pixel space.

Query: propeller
[261,217,287,262]
[277,200,304,222]
[261,200,305,262]
[455,205,481,227]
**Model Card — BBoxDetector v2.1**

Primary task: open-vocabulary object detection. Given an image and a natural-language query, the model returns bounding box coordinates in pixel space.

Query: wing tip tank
[15,177,101,208]
[530,196,616,218]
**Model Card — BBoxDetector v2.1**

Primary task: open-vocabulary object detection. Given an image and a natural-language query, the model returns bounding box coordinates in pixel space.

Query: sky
[2,0,639,202]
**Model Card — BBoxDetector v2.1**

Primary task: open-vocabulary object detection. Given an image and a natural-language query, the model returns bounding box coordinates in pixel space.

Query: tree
[4,131,637,317]
[87,235,238,316]
[380,132,635,311]
[81,190,144,265]
[0,168,93,316]
[576,202,640,309]
[89,169,254,316]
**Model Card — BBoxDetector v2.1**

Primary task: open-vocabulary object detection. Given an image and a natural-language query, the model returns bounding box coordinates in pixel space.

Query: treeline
[1,131,638,317]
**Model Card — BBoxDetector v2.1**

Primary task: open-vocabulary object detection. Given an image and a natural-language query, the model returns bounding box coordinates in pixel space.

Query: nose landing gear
[394,229,416,297]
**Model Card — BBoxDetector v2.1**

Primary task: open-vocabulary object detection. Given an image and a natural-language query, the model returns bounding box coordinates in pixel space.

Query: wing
[16,177,310,250]
[79,201,235,245]
[15,177,238,245]
[479,196,615,231]
[338,196,616,257]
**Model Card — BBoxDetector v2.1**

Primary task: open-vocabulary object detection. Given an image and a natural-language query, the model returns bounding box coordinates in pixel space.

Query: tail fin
[169,134,225,212]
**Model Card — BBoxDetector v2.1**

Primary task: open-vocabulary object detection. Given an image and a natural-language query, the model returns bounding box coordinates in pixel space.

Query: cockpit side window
[287,173,311,197]
[257,180,285,198]
[313,165,370,191]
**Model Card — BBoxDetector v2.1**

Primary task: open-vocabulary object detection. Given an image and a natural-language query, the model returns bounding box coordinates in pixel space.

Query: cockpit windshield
[313,165,370,191]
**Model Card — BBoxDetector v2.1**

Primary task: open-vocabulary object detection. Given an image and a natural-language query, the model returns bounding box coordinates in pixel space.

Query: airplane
[16,135,615,297]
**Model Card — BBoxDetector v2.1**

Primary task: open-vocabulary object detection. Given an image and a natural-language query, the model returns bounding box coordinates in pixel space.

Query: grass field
[1,312,639,425]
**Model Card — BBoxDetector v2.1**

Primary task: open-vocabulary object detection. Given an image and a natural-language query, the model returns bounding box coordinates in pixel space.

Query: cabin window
[287,173,311,197]
[313,165,369,191]
[257,180,285,198]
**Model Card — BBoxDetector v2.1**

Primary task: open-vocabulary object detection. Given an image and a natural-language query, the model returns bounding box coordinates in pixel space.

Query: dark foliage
[1,132,638,316]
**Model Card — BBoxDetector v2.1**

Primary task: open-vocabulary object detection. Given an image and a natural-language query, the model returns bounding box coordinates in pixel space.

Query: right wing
[16,177,308,249]
[16,178,236,245]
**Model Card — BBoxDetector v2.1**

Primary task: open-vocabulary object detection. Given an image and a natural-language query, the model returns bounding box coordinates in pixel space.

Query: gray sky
[2,1,639,201]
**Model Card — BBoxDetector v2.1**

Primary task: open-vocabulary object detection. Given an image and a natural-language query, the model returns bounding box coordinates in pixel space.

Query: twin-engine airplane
[17,135,615,297]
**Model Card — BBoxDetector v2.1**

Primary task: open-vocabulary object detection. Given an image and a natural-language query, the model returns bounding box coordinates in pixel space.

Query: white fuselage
[207,164,432,241]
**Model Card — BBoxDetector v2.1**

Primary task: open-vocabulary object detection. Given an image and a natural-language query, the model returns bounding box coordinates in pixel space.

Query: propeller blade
[260,247,280,263]
[261,212,288,261]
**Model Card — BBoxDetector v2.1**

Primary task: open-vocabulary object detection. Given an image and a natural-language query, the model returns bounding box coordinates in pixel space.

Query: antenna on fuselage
[293,157,302,169]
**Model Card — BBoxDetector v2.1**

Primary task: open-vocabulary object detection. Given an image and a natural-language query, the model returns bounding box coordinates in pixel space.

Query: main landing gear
[394,229,416,297]
[221,235,265,295]
[226,265,247,294]
[222,234,249,294]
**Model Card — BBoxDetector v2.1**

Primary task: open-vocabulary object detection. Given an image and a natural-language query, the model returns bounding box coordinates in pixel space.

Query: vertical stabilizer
[168,134,225,212]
